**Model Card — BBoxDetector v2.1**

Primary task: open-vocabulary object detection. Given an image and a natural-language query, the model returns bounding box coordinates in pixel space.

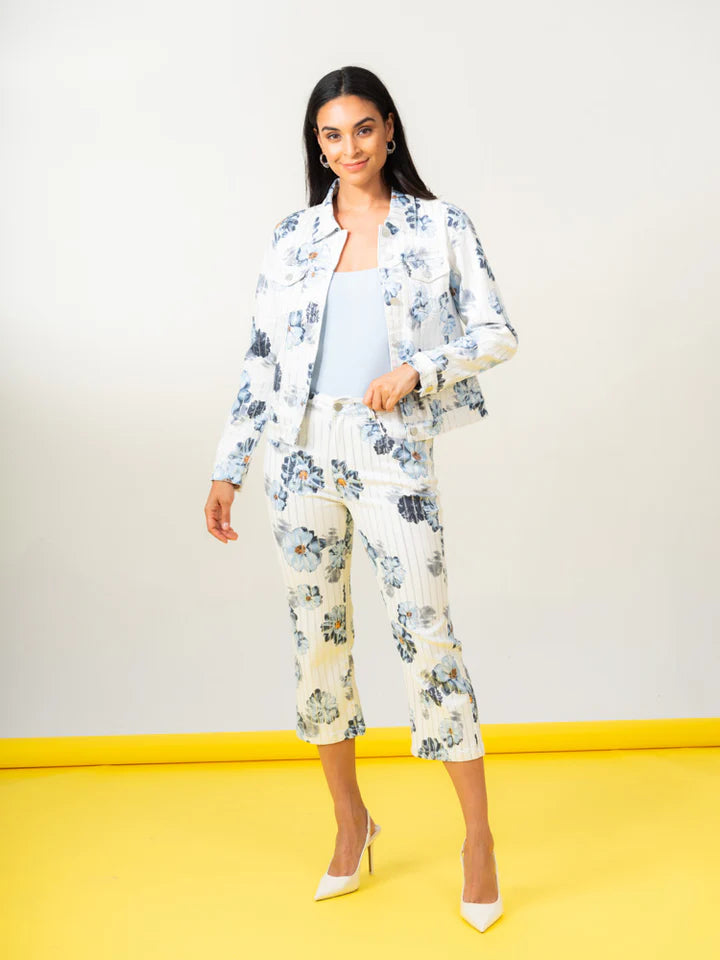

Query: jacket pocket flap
[404,253,449,281]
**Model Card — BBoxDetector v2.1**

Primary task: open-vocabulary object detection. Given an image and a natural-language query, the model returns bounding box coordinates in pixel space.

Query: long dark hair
[303,66,437,207]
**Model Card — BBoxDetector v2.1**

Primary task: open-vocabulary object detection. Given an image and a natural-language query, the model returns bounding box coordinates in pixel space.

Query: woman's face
[314,95,394,187]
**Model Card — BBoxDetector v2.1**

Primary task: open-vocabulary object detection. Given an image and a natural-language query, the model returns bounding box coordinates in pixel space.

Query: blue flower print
[281,450,325,493]
[305,688,340,725]
[267,480,288,511]
[255,272,269,297]
[294,584,323,609]
[439,715,465,750]
[401,249,434,274]
[357,530,407,595]
[217,436,257,485]
[467,680,479,723]
[417,738,450,760]
[440,313,458,342]
[448,266,480,317]
[432,654,469,698]
[246,317,275,362]
[379,272,402,305]
[428,398,444,422]
[398,601,420,626]
[409,287,432,328]
[292,240,334,278]
[392,440,432,478]
[297,709,320,741]
[273,210,300,243]
[358,418,397,456]
[326,523,353,583]
[331,459,364,499]
[444,203,470,232]
[391,619,417,664]
[473,235,495,281]
[488,287,505,316]
[395,339,417,364]
[397,600,438,631]
[288,608,309,655]
[452,334,481,358]
[281,526,326,572]
[358,529,378,565]
[304,300,322,338]
[412,211,436,234]
[345,715,366,738]
[285,310,306,347]
[379,555,406,593]
[397,494,440,530]
[358,418,387,445]
[230,370,252,414]
[437,291,456,342]
[341,658,356,700]
[453,378,487,415]
[426,545,446,579]
[422,496,440,532]
[445,618,460,651]
[321,604,348,645]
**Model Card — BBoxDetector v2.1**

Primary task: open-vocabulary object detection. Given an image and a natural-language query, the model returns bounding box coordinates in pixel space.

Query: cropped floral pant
[262,392,485,762]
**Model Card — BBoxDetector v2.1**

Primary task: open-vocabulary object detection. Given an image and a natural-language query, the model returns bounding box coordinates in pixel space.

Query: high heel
[459,839,503,932]
[313,808,381,901]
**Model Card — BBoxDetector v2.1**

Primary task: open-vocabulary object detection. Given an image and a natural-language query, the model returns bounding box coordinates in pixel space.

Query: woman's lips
[343,159,368,170]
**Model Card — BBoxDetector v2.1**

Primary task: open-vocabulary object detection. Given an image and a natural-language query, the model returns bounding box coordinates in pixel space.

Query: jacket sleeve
[210,231,282,489]
[405,202,519,397]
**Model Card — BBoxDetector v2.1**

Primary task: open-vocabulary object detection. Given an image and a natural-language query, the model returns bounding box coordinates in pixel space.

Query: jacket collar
[311,175,416,243]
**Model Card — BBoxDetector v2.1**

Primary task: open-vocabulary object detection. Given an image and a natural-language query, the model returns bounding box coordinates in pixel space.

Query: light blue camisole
[308,267,391,398]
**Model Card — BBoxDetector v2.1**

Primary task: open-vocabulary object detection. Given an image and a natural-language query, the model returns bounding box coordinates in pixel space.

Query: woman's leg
[443,758,498,902]
[316,739,379,875]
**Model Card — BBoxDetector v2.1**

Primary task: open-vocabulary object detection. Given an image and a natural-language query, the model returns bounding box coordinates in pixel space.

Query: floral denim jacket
[211,175,519,488]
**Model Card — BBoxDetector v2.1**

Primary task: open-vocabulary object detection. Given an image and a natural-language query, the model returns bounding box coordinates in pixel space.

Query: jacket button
[333,401,343,411]
[409,426,418,435]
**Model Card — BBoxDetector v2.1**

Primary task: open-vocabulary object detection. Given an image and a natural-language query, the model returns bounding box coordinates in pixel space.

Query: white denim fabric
[263,392,485,761]
[211,176,519,488]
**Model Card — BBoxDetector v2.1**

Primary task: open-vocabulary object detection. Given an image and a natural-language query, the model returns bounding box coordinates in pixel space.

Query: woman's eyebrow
[320,116,377,132]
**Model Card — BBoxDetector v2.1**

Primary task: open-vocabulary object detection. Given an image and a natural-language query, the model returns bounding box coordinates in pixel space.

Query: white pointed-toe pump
[459,839,504,932]
[313,808,381,901]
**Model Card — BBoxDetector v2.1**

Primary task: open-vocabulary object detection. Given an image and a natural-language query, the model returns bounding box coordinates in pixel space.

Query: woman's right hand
[205,481,239,543]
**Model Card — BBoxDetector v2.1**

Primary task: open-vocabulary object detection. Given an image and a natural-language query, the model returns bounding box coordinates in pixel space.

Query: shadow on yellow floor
[1,744,718,958]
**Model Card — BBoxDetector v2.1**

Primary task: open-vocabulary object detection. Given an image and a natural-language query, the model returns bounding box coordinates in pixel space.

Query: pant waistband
[307,392,370,414]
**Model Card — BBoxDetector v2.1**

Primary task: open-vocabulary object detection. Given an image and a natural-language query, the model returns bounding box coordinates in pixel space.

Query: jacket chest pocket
[400,253,450,338]
[403,253,450,283]
[402,253,450,301]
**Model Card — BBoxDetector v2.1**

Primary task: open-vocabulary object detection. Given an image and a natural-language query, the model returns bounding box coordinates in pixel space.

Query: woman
[204,66,518,933]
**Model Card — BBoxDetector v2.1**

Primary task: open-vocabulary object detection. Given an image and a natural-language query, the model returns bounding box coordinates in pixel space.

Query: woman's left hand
[363,363,420,412]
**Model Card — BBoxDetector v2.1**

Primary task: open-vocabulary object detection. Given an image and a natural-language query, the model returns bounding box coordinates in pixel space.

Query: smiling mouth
[344,159,368,167]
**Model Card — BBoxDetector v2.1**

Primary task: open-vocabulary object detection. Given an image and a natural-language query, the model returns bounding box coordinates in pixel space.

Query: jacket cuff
[211,474,242,490]
[406,351,438,397]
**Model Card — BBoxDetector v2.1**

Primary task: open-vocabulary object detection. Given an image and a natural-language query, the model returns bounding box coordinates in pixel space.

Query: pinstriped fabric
[262,392,485,762]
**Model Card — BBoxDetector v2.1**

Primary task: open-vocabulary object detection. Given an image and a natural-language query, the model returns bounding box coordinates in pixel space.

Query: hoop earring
[319,152,331,168]
[386,140,396,154]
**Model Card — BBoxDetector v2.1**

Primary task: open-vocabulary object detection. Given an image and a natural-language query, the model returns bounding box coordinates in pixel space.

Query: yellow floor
[1,746,717,958]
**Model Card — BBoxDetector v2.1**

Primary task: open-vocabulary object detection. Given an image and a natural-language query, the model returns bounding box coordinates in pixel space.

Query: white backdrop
[2,0,718,738]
